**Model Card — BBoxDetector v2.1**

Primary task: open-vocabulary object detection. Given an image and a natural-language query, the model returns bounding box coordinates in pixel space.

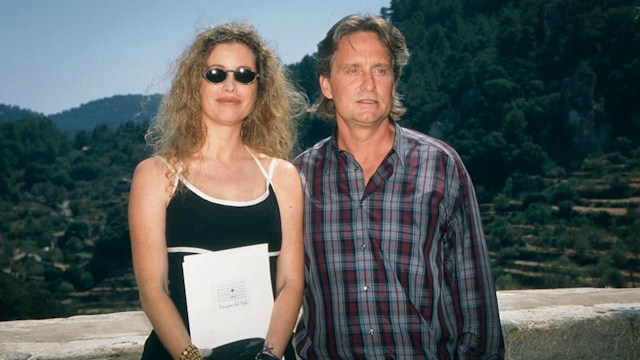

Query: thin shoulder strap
[267,157,277,183]
[157,156,182,196]
[244,145,276,183]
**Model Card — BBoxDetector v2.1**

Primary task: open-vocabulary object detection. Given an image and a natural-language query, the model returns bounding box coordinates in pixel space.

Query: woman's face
[199,42,258,128]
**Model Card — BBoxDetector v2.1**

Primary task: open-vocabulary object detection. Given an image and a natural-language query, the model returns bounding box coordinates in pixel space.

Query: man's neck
[336,118,395,183]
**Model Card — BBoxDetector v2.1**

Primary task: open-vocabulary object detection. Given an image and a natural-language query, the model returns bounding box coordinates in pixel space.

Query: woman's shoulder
[135,156,169,174]
[132,156,182,184]
[265,155,298,176]
[270,157,300,191]
[131,156,180,199]
[245,147,295,174]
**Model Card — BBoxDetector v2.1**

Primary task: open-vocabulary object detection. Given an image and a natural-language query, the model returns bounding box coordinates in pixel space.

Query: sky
[0,0,390,115]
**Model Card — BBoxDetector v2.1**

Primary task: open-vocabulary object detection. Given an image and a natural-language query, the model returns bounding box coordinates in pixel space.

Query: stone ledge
[0,311,151,360]
[0,288,638,360]
[499,289,640,360]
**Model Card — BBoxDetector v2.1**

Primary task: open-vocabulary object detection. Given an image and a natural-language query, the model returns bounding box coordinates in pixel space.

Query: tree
[88,201,132,282]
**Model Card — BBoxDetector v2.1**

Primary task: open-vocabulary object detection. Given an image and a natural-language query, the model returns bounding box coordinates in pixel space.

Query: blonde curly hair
[146,23,307,166]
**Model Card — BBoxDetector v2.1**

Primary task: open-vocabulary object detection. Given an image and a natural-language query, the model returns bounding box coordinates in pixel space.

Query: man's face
[320,31,394,128]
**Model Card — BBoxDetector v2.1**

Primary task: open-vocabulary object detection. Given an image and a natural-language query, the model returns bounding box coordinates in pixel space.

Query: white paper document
[182,243,274,349]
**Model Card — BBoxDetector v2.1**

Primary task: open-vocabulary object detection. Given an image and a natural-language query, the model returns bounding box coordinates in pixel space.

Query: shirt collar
[390,119,407,170]
[330,118,408,170]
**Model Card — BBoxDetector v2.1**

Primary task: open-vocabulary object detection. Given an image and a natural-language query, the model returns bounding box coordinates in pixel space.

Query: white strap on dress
[167,246,280,258]
[157,156,182,197]
[245,145,276,187]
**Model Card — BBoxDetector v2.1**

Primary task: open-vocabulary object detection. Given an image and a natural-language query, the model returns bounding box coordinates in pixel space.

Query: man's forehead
[335,32,391,61]
[339,31,379,48]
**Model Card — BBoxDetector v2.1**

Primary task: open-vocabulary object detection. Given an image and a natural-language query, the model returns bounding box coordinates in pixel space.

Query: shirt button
[363,286,369,291]
[360,201,365,207]
[369,329,375,335]
[354,165,360,171]
[361,243,366,250]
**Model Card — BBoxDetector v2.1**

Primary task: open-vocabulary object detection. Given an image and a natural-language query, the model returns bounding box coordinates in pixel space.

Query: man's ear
[319,74,332,100]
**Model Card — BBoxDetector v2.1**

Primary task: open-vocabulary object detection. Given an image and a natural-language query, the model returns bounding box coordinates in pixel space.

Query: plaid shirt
[293,121,504,360]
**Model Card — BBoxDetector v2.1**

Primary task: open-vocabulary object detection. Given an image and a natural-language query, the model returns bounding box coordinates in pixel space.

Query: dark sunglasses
[202,67,259,85]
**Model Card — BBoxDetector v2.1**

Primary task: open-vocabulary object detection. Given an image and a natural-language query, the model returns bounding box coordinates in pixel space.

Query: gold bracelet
[179,344,202,360]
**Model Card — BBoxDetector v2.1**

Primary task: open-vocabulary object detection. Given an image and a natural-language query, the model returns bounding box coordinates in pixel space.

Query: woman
[129,23,306,360]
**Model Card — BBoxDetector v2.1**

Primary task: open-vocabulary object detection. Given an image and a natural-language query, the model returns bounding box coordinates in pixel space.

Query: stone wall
[1,287,638,360]
[499,288,639,360]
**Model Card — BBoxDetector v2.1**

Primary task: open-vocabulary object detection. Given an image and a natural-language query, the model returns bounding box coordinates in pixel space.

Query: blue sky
[0,0,390,115]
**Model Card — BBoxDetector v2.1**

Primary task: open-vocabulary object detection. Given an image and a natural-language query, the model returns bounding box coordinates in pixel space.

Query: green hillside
[50,94,162,135]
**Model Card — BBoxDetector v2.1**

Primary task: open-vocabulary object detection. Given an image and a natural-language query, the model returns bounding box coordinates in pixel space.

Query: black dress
[140,156,290,359]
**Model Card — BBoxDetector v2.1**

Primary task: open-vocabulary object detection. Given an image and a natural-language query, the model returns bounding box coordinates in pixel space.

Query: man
[292,14,505,359]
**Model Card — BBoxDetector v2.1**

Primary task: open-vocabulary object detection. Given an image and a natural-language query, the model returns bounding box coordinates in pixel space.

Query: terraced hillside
[486,148,640,289]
